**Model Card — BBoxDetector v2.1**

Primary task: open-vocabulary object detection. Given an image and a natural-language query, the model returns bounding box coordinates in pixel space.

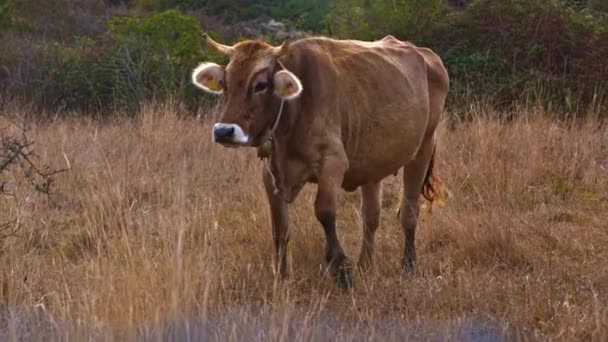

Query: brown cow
[192,33,449,288]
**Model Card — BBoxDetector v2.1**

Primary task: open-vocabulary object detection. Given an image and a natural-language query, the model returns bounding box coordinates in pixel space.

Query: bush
[4,0,608,116]
[24,38,109,112]
[24,9,222,114]
[267,0,331,32]
[151,0,330,31]
[106,9,218,111]
[589,0,608,13]
[0,0,11,33]
[321,0,607,115]
[430,0,608,113]
[326,0,445,40]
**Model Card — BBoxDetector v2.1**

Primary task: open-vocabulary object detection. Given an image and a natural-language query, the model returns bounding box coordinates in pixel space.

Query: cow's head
[192,33,303,147]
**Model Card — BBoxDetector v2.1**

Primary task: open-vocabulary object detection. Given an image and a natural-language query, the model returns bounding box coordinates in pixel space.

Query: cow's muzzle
[212,123,249,146]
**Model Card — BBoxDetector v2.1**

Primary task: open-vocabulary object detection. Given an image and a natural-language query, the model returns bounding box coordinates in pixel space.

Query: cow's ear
[273,70,302,100]
[192,62,224,94]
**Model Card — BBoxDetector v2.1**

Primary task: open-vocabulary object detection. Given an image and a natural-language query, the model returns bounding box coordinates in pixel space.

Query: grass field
[1,102,607,341]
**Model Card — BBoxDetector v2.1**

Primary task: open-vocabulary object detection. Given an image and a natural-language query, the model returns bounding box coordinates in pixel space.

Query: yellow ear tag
[207,78,221,91]
[280,83,294,97]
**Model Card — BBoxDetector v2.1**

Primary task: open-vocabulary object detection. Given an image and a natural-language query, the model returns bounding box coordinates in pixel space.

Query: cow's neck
[259,62,320,200]
[257,96,301,159]
[256,99,284,159]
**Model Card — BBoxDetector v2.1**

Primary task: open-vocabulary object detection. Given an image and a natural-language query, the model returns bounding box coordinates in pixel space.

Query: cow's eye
[254,81,268,93]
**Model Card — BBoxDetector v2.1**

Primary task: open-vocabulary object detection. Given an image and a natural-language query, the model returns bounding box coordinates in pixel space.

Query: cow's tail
[421,143,449,208]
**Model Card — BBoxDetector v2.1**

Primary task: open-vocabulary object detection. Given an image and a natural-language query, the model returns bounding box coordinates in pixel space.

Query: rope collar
[258,99,287,199]
[270,99,286,136]
[258,59,288,198]
[257,99,285,159]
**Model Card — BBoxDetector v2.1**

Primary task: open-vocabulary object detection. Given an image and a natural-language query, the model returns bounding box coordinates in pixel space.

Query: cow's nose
[213,125,234,142]
[212,123,249,145]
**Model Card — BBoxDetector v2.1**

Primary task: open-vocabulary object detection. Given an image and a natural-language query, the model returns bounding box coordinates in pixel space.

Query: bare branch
[0,114,67,198]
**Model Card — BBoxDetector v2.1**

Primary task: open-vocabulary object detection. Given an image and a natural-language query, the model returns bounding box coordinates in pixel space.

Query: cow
[192,33,449,289]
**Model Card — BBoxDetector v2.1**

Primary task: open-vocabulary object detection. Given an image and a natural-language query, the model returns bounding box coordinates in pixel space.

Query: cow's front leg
[263,166,290,279]
[314,155,352,289]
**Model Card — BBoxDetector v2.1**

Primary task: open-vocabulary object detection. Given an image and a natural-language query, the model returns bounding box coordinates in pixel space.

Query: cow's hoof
[333,260,354,289]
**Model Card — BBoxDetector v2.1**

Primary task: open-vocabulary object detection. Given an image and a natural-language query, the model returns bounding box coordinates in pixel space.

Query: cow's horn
[272,40,291,58]
[202,33,234,56]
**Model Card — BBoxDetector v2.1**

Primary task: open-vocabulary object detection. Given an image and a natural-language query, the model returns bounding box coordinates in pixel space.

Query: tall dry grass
[1,102,607,341]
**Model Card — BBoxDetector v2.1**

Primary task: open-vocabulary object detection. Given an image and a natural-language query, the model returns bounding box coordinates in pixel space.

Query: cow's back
[377,36,449,136]
[278,36,448,191]
[289,36,442,189]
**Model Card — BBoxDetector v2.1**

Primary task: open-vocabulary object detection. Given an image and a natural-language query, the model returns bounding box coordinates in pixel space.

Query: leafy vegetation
[21,9,222,114]
[155,0,331,31]
[429,0,608,114]
[327,0,445,40]
[0,0,11,33]
[325,0,607,114]
[0,0,606,116]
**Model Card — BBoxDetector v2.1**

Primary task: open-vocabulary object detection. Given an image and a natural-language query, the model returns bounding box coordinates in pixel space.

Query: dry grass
[1,102,607,341]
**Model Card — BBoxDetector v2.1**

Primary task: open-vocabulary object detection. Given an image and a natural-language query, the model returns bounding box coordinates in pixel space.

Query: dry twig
[0,115,67,197]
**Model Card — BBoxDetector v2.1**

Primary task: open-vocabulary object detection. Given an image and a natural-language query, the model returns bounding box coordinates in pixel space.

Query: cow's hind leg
[358,181,381,270]
[263,166,290,279]
[315,156,352,289]
[400,136,435,272]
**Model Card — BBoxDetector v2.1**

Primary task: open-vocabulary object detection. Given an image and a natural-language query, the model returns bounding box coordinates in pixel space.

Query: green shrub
[0,0,10,33]
[106,9,217,111]
[267,0,330,32]
[589,0,608,13]
[24,9,222,114]
[8,0,608,117]
[326,0,445,40]
[429,0,608,114]
[23,38,106,112]
[153,0,329,31]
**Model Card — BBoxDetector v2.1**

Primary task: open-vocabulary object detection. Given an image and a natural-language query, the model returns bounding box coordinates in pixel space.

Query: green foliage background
[0,0,606,116]
[15,9,223,113]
